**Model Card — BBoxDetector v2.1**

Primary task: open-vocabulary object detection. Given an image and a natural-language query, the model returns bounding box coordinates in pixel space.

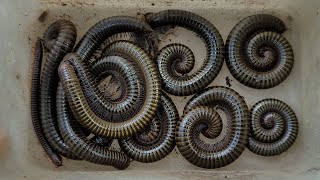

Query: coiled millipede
[225,14,294,89]
[119,93,179,163]
[176,86,249,169]
[248,99,298,156]
[146,10,224,96]
[58,41,161,139]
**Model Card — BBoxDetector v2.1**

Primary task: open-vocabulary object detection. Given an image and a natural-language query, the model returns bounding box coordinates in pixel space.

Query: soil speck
[226,76,232,87]
[151,3,155,6]
[38,11,48,22]
[16,74,21,80]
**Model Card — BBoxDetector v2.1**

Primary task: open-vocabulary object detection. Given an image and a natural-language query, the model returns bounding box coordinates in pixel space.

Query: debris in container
[30,9,298,170]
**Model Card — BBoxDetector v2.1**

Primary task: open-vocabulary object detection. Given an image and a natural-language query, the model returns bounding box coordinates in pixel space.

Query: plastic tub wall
[0,0,319,179]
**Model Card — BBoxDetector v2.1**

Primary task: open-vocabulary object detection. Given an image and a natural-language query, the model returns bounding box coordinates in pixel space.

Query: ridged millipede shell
[248,99,299,156]
[119,93,178,163]
[56,84,130,169]
[146,10,224,96]
[31,39,62,166]
[225,14,294,89]
[58,41,161,139]
[177,86,249,169]
[39,19,77,159]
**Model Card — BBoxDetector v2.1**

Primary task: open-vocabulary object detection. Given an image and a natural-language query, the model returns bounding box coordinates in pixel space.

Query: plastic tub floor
[0,0,320,179]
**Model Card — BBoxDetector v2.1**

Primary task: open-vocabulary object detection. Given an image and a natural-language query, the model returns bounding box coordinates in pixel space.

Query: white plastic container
[0,0,319,179]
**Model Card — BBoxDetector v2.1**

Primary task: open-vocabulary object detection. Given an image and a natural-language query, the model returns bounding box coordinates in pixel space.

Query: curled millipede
[56,84,130,169]
[248,99,298,156]
[74,16,153,62]
[60,53,146,122]
[39,20,77,158]
[157,43,195,75]
[146,10,224,96]
[31,39,62,166]
[119,93,178,163]
[225,14,294,89]
[59,41,161,139]
[176,86,249,169]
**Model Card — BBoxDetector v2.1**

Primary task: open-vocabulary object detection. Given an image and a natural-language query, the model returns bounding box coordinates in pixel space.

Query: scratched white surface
[0,0,319,179]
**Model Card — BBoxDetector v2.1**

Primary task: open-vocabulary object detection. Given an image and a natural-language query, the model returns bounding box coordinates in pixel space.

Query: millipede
[58,41,161,139]
[74,16,153,62]
[56,84,130,169]
[146,10,224,96]
[248,99,299,156]
[119,93,179,163]
[39,19,77,159]
[176,86,249,169]
[225,14,294,89]
[31,39,62,166]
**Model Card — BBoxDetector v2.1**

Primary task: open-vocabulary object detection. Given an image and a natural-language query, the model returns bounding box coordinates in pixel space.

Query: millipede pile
[30,10,299,169]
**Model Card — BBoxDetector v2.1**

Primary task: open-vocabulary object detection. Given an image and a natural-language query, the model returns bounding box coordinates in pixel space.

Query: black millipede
[225,14,294,89]
[56,84,130,169]
[146,10,224,96]
[74,16,153,62]
[30,39,62,166]
[65,54,146,122]
[176,86,249,169]
[119,93,179,163]
[89,32,152,64]
[248,99,298,156]
[59,41,161,139]
[39,19,77,158]
[157,43,195,75]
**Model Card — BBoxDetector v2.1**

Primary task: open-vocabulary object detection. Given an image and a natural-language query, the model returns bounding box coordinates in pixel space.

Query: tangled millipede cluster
[30,10,298,169]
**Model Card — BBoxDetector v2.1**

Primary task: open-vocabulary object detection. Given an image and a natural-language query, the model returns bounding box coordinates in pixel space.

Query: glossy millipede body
[31,39,62,166]
[90,32,152,63]
[56,84,130,169]
[177,86,249,169]
[39,20,77,158]
[157,43,195,75]
[119,93,178,163]
[85,55,146,122]
[146,10,224,96]
[225,14,294,89]
[59,41,161,139]
[74,16,153,62]
[248,99,298,156]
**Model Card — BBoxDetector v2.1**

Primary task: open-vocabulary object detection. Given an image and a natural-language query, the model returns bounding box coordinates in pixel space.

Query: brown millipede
[59,41,161,139]
[56,84,130,169]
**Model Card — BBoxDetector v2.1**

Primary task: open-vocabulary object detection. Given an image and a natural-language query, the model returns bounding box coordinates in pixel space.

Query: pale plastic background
[0,0,319,179]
